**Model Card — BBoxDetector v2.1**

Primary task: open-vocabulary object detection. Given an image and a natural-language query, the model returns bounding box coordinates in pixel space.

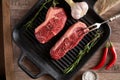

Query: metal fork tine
[88,23,97,29]
[87,23,101,32]
[89,27,98,32]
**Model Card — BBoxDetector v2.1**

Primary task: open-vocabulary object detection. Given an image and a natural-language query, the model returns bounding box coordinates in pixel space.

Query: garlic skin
[71,2,89,19]
[79,2,89,16]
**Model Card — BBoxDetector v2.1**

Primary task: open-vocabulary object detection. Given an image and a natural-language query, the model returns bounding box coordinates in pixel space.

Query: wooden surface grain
[8,0,120,80]
[0,0,5,79]
[2,0,14,80]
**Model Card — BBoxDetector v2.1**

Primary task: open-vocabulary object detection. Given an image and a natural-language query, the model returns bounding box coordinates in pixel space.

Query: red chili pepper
[105,41,117,70]
[91,43,109,70]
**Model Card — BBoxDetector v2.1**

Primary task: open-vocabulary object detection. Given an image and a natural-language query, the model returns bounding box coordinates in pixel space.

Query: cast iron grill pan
[12,0,111,80]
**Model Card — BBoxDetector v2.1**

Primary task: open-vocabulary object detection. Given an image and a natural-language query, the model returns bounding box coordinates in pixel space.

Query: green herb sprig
[24,0,53,30]
[63,31,102,74]
[52,0,59,7]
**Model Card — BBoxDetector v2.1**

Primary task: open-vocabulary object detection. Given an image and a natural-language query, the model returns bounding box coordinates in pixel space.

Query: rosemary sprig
[52,0,59,7]
[24,0,52,30]
[63,31,102,74]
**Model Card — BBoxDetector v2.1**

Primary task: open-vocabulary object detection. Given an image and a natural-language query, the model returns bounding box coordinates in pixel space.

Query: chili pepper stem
[106,42,109,48]
[109,40,113,47]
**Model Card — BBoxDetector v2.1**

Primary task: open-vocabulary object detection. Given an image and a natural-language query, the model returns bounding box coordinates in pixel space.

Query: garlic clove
[71,2,89,19]
[65,0,89,19]
[71,4,83,19]
[79,2,89,16]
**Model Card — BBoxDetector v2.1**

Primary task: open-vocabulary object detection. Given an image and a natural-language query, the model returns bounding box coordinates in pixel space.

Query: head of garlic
[71,2,89,19]
[65,0,89,19]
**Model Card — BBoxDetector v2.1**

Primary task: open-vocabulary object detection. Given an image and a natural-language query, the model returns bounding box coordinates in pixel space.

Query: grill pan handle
[18,53,47,79]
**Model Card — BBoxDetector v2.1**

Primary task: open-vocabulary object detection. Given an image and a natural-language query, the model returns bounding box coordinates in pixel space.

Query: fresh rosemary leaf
[53,0,59,7]
[43,6,48,9]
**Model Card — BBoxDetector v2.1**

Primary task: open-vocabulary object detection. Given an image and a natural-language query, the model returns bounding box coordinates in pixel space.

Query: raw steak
[35,7,67,44]
[50,21,89,60]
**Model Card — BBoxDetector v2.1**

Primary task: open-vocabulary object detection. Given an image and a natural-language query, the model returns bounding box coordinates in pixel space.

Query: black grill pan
[12,0,111,80]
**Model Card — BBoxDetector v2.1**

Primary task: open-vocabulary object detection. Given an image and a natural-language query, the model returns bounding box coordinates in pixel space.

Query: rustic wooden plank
[98,73,120,80]
[0,0,5,79]
[2,0,14,80]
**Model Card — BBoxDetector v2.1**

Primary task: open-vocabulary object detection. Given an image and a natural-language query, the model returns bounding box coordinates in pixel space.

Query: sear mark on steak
[50,21,89,60]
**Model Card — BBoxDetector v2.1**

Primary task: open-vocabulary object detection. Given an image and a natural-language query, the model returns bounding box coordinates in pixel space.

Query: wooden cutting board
[2,0,120,80]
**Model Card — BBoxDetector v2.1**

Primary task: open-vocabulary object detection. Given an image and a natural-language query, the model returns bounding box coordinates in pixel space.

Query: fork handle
[100,14,120,25]
[109,14,120,22]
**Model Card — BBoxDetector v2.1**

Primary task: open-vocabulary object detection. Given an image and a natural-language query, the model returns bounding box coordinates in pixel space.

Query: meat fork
[87,14,120,32]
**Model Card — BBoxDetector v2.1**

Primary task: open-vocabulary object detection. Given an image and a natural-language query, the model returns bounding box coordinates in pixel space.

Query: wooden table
[2,0,120,80]
[0,0,5,79]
